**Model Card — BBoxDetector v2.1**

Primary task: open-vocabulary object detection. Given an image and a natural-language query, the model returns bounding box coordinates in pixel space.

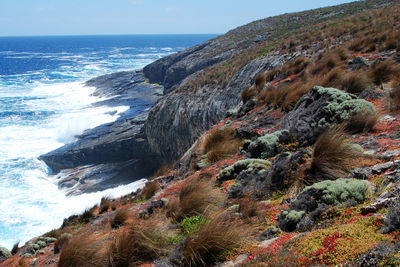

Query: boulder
[282,86,376,146]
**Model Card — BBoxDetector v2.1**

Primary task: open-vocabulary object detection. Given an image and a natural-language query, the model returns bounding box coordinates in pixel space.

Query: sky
[0,0,357,36]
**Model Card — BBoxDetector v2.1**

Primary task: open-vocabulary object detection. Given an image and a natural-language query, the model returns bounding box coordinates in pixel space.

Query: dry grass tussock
[153,161,175,177]
[307,126,363,182]
[180,211,249,266]
[58,236,107,267]
[140,180,160,200]
[166,178,225,221]
[100,197,112,214]
[369,59,399,87]
[111,209,129,229]
[341,71,372,94]
[200,127,242,163]
[343,111,378,134]
[107,215,174,266]
[389,77,400,110]
[54,233,72,254]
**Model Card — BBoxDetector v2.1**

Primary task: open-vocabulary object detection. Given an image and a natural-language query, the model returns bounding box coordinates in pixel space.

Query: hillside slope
[4,0,400,266]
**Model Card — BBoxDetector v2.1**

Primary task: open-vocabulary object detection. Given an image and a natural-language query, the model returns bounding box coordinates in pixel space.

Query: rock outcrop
[39,71,164,195]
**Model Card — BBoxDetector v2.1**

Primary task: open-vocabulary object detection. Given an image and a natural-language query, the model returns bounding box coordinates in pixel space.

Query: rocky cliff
[39,0,396,195]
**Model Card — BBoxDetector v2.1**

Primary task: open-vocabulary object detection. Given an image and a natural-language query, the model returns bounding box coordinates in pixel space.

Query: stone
[0,247,11,263]
[282,86,376,146]
[372,162,394,174]
[350,167,372,180]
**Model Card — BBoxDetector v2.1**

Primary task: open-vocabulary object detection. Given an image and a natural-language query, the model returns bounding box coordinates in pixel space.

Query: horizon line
[0,33,222,38]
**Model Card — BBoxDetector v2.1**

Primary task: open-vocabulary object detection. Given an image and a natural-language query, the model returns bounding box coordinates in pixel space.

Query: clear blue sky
[0,0,357,36]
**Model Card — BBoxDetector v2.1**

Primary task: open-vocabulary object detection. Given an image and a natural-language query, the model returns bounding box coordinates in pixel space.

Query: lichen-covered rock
[278,178,371,231]
[217,159,271,182]
[0,247,11,263]
[228,149,309,199]
[245,130,290,159]
[381,203,400,234]
[282,86,376,146]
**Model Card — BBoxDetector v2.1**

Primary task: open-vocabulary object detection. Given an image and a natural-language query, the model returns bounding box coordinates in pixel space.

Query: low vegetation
[307,126,363,181]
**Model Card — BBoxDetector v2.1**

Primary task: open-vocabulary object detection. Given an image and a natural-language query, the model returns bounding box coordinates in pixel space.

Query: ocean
[0,34,216,249]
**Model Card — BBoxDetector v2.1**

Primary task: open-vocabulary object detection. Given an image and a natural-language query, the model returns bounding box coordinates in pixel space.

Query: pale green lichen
[226,109,238,117]
[312,86,376,127]
[0,247,11,259]
[281,210,305,224]
[247,130,289,159]
[217,159,271,181]
[303,178,370,205]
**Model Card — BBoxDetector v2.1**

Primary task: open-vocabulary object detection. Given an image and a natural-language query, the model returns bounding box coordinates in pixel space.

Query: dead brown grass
[201,127,242,163]
[254,72,267,91]
[322,68,344,88]
[266,67,281,82]
[342,71,372,93]
[307,126,363,181]
[111,209,129,229]
[369,60,398,87]
[54,233,72,254]
[11,242,19,255]
[58,236,107,267]
[107,216,173,266]
[140,181,160,200]
[343,111,378,134]
[100,197,112,214]
[180,211,249,266]
[239,197,258,218]
[168,178,225,221]
[154,161,175,177]
[389,77,400,110]
[240,86,257,103]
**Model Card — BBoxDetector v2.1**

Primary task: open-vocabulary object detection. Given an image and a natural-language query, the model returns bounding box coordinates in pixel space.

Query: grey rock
[146,54,287,161]
[39,71,165,194]
[350,167,372,180]
[372,162,394,174]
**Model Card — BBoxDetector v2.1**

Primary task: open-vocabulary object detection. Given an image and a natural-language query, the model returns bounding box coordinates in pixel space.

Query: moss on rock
[217,158,271,181]
[246,130,289,159]
[303,178,370,205]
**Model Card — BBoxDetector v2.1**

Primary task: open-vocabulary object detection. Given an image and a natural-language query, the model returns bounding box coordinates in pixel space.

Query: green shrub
[217,159,271,181]
[314,86,376,122]
[303,178,370,205]
[246,130,289,159]
[179,216,206,236]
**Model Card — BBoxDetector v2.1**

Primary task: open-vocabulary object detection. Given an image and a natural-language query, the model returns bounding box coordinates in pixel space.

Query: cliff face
[39,0,396,195]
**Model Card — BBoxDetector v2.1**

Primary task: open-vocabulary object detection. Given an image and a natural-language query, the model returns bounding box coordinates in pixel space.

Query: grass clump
[100,197,112,214]
[166,178,225,221]
[107,217,173,266]
[341,71,372,94]
[308,126,363,180]
[369,60,398,88]
[389,77,400,110]
[58,236,106,267]
[140,180,160,200]
[343,111,378,134]
[54,233,72,254]
[179,212,248,266]
[111,209,129,229]
[200,127,242,164]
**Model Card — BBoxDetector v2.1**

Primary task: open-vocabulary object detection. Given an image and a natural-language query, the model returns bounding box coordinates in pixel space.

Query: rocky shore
[6,0,400,266]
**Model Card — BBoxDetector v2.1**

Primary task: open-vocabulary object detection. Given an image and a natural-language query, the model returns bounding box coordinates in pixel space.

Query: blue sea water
[0,34,216,249]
